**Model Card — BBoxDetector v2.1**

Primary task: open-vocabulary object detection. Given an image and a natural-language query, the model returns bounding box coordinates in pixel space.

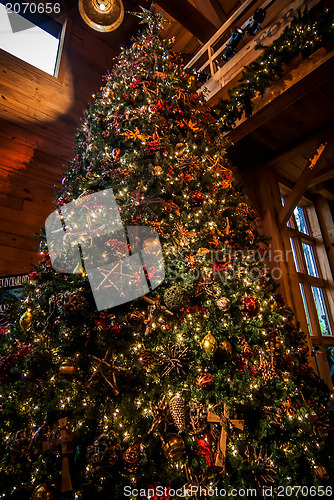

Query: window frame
[287,201,334,339]
[0,0,67,79]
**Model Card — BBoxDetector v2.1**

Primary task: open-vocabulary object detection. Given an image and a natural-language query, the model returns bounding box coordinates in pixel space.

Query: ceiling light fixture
[78,0,124,32]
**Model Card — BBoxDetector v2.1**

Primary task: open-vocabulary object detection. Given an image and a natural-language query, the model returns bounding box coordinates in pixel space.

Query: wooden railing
[184,0,274,76]
[185,0,320,102]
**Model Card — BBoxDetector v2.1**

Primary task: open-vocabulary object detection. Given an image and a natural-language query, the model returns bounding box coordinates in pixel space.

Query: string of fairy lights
[0,4,333,497]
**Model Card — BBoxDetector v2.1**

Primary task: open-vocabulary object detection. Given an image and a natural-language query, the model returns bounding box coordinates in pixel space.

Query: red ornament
[0,342,33,384]
[57,195,71,206]
[188,191,204,207]
[145,140,167,157]
[129,77,141,89]
[196,436,216,468]
[95,312,121,336]
[28,271,38,282]
[241,296,260,317]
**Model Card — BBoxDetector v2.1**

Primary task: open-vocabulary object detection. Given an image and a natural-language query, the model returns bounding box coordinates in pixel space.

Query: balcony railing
[185,0,320,101]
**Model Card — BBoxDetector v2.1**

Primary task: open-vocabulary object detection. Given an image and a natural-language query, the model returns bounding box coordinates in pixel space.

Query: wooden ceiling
[227,51,334,204]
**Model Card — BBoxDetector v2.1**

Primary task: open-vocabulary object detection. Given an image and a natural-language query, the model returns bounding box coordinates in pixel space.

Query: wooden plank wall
[0,17,117,276]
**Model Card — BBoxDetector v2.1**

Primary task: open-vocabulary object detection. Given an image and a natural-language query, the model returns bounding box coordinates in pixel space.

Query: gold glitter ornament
[20,310,32,332]
[201,332,218,354]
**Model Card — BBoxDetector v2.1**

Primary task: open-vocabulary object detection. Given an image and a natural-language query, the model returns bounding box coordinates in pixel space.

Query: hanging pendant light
[78,0,124,32]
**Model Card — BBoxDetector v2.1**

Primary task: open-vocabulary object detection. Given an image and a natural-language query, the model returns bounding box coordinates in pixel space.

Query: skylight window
[0,1,63,76]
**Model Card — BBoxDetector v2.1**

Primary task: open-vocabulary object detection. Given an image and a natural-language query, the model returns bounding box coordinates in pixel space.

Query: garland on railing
[213,1,334,131]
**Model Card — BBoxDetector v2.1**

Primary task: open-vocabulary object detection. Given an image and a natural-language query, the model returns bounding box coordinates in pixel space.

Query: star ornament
[128,5,171,27]
[87,347,131,396]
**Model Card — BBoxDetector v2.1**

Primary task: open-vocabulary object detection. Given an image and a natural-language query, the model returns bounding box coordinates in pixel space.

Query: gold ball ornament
[31,483,54,499]
[123,443,140,472]
[162,434,185,461]
[128,310,146,325]
[58,359,79,379]
[20,310,32,332]
[219,340,232,354]
[112,148,121,160]
[175,143,186,155]
[201,332,218,354]
[196,373,214,389]
[216,297,231,312]
[142,237,162,256]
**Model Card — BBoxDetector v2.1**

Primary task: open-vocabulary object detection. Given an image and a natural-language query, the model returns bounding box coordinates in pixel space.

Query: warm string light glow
[1,5,332,496]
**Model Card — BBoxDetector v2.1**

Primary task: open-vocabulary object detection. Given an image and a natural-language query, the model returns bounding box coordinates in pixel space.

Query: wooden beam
[308,165,334,188]
[193,0,226,27]
[278,143,327,228]
[263,121,334,170]
[314,195,334,278]
[241,164,318,375]
[155,0,217,42]
[313,183,334,200]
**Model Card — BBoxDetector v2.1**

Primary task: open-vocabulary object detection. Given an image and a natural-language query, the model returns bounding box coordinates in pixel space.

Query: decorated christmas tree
[1,6,333,499]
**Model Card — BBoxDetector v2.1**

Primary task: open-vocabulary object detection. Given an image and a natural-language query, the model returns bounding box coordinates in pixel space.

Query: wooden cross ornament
[42,417,75,493]
[207,404,244,472]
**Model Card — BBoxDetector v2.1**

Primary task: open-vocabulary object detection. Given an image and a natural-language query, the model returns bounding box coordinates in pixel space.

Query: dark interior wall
[0,14,118,276]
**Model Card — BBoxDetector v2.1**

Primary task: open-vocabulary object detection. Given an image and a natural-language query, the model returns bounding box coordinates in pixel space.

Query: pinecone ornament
[169,395,186,432]
[259,354,277,382]
[139,348,156,369]
[53,291,87,312]
[129,311,146,325]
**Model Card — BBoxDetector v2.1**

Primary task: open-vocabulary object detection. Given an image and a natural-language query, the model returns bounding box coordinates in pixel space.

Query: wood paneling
[0,15,118,276]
